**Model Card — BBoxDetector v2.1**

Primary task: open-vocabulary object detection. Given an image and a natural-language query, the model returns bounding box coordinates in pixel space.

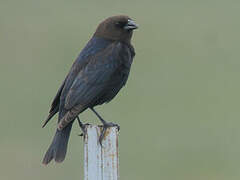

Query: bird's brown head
[94,15,138,44]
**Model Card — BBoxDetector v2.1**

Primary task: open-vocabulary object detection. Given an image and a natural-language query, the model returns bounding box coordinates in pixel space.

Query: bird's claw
[99,122,120,146]
[78,123,90,137]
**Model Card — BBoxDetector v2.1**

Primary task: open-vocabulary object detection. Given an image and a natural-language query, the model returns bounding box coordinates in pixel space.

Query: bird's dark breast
[94,66,129,105]
[93,43,134,106]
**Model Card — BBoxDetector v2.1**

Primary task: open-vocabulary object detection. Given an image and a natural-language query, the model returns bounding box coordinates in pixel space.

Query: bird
[42,15,138,165]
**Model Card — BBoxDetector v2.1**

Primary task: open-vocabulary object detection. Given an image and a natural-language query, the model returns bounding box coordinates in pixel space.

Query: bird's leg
[76,116,89,137]
[90,107,120,146]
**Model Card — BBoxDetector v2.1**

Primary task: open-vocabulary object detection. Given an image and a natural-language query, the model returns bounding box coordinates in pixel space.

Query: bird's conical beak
[124,19,138,30]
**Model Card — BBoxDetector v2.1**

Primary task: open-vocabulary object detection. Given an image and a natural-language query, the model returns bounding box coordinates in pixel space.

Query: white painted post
[84,125,119,180]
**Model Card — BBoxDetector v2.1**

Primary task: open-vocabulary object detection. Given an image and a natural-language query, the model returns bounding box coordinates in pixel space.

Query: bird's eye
[115,21,126,28]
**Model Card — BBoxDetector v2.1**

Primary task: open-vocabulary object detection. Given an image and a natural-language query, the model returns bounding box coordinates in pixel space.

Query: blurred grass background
[1,0,240,179]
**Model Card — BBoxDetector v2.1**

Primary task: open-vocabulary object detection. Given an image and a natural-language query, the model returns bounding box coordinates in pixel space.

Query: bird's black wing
[64,42,123,110]
[43,37,112,127]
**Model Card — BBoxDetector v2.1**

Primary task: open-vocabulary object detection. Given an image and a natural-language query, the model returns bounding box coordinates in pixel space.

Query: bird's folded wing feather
[64,42,123,110]
[42,76,68,127]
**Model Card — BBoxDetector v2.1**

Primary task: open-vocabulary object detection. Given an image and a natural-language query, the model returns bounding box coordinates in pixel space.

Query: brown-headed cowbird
[42,15,138,165]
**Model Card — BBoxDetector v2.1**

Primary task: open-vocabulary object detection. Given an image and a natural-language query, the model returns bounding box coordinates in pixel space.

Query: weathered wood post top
[84,125,119,180]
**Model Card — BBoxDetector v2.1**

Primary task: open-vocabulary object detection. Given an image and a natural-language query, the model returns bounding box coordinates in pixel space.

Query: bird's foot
[76,116,90,137]
[78,123,90,137]
[89,107,120,145]
[99,122,120,146]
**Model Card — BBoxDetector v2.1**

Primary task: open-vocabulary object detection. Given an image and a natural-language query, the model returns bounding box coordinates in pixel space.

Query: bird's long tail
[42,122,73,165]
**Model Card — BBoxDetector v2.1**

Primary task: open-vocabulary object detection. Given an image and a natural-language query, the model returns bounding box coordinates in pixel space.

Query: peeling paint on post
[84,125,119,180]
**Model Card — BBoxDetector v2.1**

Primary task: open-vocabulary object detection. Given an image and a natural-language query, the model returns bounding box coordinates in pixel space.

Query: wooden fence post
[84,125,119,180]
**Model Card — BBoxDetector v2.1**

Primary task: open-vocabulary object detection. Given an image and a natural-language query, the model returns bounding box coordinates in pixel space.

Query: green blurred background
[1,0,240,179]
